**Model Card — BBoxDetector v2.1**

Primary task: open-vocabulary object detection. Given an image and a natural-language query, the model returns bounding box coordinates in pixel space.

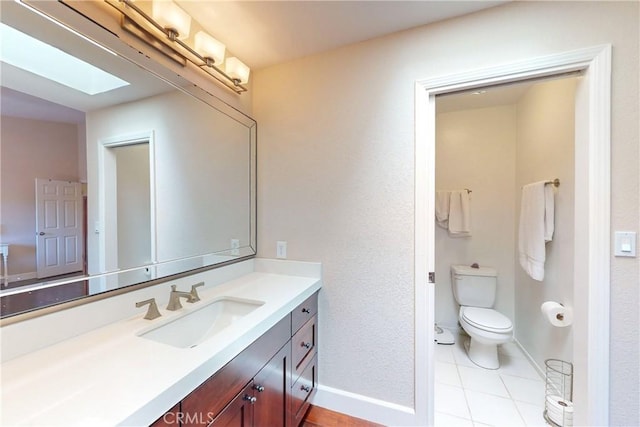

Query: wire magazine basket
[543,359,574,426]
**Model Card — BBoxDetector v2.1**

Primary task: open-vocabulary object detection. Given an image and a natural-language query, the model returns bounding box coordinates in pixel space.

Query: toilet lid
[461,307,513,333]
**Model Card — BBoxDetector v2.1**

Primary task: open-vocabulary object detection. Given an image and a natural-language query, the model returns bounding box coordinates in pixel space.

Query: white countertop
[0,269,321,426]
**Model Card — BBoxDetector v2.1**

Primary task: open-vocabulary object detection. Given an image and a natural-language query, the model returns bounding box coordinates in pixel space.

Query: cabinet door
[253,343,291,427]
[209,382,255,427]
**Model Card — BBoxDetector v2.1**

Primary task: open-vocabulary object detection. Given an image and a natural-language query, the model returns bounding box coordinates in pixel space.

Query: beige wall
[435,105,517,329]
[0,116,81,277]
[253,1,639,424]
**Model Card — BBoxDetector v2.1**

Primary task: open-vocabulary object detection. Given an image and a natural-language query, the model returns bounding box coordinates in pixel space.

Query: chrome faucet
[190,282,205,302]
[136,298,161,320]
[166,285,196,311]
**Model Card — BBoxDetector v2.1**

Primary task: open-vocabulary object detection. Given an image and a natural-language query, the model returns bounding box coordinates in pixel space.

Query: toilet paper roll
[546,395,573,426]
[541,301,573,327]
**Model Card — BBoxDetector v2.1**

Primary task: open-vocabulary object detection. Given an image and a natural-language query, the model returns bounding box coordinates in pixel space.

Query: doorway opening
[97,131,156,291]
[414,45,611,427]
[433,74,580,425]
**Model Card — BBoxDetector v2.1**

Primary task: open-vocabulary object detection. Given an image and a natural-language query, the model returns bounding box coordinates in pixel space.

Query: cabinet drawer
[291,292,318,334]
[291,354,317,426]
[292,315,316,381]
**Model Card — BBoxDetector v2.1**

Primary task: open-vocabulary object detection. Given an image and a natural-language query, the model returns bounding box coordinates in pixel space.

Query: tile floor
[434,330,549,427]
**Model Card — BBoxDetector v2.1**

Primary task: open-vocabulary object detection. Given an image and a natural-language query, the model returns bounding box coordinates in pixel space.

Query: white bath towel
[448,190,472,237]
[435,190,472,237]
[518,181,555,281]
[435,191,451,229]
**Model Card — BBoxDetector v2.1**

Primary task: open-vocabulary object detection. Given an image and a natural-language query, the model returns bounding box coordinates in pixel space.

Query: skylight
[0,23,129,95]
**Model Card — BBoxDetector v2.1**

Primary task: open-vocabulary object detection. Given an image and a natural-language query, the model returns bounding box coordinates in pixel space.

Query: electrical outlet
[231,239,240,256]
[276,241,287,259]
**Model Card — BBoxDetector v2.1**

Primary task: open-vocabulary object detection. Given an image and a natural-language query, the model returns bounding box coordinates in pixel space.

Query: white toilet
[451,264,513,369]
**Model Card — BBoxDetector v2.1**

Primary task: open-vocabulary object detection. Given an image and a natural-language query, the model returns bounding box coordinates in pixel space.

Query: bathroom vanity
[153,292,318,426]
[0,259,321,426]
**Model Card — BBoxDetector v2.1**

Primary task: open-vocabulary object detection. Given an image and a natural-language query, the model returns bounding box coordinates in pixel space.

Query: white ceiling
[176,1,510,70]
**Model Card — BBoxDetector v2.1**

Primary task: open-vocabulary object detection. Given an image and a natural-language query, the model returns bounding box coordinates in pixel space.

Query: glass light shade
[225,57,250,84]
[152,0,191,40]
[194,31,226,65]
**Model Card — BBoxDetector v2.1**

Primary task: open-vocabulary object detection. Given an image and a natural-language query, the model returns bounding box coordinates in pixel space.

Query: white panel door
[35,179,83,278]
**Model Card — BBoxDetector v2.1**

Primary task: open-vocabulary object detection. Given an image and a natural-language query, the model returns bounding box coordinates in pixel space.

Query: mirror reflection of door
[35,179,83,278]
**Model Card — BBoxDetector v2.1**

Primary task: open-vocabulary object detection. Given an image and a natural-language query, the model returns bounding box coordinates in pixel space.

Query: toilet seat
[460,306,513,334]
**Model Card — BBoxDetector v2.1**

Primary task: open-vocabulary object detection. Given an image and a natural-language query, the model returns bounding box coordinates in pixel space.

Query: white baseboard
[311,384,419,426]
[512,338,545,380]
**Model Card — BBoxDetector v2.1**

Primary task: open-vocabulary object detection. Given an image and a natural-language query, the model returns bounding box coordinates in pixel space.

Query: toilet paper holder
[541,301,573,327]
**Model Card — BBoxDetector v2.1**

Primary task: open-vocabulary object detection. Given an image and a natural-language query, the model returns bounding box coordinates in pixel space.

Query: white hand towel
[518,181,555,281]
[435,191,451,229]
[448,190,472,237]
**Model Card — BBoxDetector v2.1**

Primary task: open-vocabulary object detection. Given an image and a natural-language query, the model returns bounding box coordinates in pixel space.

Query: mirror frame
[0,0,257,325]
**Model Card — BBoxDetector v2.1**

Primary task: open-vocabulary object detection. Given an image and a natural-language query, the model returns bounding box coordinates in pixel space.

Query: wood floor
[301,405,384,427]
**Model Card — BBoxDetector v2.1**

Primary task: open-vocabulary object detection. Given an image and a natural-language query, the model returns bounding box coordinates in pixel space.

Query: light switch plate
[276,241,287,259]
[614,231,636,257]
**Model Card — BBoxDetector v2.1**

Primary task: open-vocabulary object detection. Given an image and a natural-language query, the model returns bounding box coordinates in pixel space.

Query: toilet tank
[450,265,497,308]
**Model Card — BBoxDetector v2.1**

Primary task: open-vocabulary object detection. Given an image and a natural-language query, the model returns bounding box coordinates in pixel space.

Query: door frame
[415,44,611,426]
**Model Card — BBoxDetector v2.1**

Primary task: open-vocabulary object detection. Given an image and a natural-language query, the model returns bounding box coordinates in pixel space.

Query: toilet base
[464,338,500,369]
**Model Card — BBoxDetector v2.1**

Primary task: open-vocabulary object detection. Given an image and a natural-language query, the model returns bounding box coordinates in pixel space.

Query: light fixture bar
[105,0,248,94]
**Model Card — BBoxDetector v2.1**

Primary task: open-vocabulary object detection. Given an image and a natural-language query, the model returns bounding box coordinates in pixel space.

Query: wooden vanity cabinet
[252,343,291,427]
[152,291,318,427]
[151,403,181,426]
[208,382,255,427]
[290,293,318,426]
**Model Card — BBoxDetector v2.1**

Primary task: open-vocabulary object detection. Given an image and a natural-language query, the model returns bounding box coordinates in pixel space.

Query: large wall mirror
[0,0,257,320]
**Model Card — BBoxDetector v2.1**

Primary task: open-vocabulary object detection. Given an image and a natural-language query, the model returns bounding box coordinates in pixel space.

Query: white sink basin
[139,297,264,348]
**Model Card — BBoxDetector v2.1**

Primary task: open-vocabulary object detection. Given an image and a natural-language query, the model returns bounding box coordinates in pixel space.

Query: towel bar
[546,179,560,187]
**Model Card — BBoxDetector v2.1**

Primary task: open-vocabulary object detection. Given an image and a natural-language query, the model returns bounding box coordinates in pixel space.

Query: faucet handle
[190,282,205,302]
[135,298,161,320]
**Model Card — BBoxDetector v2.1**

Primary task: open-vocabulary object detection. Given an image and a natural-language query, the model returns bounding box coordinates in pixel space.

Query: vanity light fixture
[151,0,191,41]
[105,0,249,94]
[225,57,251,85]
[194,31,226,67]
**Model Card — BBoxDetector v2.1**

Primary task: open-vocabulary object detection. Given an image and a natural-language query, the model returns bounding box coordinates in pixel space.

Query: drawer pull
[300,385,311,393]
[301,341,312,349]
[253,384,265,393]
[243,395,257,404]
[301,307,311,314]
